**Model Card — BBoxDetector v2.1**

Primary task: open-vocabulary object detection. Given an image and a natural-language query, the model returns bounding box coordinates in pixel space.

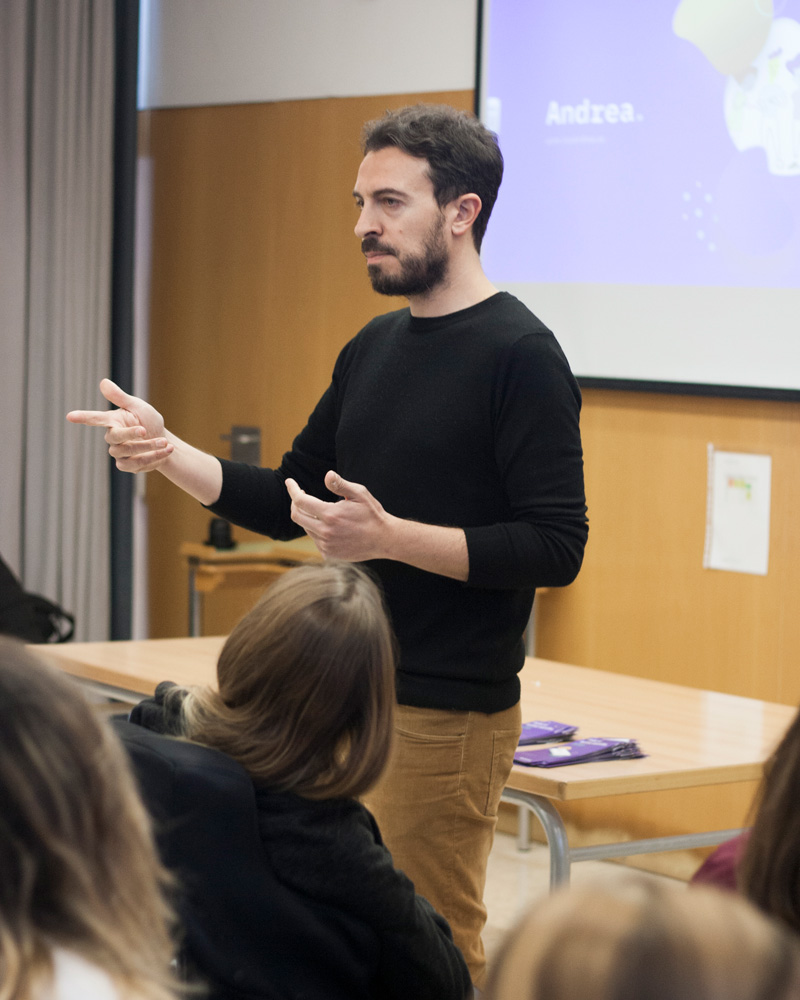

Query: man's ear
[450,193,483,237]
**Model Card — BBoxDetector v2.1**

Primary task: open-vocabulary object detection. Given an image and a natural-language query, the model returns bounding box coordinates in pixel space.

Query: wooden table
[33,635,222,703]
[32,638,795,886]
[181,537,321,636]
[506,657,794,884]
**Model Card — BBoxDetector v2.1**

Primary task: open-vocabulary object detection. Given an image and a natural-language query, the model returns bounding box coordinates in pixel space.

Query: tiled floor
[482,830,684,963]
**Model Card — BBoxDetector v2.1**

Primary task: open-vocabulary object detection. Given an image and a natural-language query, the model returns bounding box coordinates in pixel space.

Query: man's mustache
[361,238,396,257]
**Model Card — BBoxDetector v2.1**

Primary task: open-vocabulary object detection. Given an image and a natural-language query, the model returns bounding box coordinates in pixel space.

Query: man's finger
[105,424,150,445]
[285,478,304,502]
[115,443,173,471]
[324,470,362,500]
[66,408,127,429]
[99,377,138,410]
[285,478,328,521]
[67,379,144,429]
[109,435,167,458]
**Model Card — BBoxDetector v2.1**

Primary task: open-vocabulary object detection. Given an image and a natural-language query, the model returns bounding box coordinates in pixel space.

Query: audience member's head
[484,876,800,1000]
[179,560,396,799]
[0,638,178,1000]
[739,704,800,933]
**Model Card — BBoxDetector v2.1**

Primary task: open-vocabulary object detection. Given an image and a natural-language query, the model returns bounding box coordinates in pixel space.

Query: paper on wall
[703,446,771,576]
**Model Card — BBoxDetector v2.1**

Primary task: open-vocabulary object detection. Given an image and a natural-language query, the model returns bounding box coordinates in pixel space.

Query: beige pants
[363,701,521,989]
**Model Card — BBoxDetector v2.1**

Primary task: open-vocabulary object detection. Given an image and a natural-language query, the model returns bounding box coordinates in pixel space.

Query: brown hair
[739,706,800,933]
[0,638,179,1000]
[361,103,503,251]
[484,877,800,1000]
[178,560,396,800]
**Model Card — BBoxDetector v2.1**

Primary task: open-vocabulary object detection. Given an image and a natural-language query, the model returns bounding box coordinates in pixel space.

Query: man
[68,104,588,987]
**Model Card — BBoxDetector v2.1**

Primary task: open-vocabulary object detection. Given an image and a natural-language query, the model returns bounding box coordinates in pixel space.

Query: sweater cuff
[464,524,507,588]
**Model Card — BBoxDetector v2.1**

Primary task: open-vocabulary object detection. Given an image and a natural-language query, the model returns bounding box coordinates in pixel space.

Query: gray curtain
[0,0,114,640]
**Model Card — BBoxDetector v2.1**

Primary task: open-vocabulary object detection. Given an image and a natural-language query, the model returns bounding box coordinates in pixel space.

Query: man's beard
[363,217,449,297]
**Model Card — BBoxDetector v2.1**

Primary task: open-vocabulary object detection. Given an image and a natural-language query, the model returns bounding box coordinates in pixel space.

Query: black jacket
[121,689,471,1000]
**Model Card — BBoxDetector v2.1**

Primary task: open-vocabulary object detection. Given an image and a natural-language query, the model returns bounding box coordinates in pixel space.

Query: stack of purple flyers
[518,720,578,745]
[514,737,646,768]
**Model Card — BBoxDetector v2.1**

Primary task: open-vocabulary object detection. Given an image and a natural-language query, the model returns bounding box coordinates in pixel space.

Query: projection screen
[477,0,800,397]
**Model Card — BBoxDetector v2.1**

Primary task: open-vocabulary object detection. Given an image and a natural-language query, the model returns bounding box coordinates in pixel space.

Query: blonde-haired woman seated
[124,560,471,1000]
[484,875,800,1000]
[0,638,179,1000]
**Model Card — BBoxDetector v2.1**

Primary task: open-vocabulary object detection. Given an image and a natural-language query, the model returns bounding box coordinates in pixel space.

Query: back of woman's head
[484,876,800,1000]
[181,560,396,799]
[0,638,177,1000]
[739,705,800,933]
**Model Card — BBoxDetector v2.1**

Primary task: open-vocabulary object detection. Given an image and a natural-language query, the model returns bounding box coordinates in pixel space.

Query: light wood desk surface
[33,635,224,698]
[514,657,794,801]
[32,638,795,883]
[34,637,794,797]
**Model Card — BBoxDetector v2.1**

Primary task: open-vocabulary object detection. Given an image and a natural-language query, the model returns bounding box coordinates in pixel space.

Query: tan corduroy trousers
[363,701,521,989]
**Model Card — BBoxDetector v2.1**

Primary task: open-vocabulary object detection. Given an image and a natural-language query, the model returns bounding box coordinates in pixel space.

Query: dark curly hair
[362,104,503,251]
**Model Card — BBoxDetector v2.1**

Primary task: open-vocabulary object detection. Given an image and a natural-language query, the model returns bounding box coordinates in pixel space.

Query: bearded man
[68,104,588,990]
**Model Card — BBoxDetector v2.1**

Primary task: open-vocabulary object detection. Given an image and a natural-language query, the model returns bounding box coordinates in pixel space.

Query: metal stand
[501,787,743,888]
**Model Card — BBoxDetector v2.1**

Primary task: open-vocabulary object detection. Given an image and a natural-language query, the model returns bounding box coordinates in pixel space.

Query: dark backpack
[0,555,74,643]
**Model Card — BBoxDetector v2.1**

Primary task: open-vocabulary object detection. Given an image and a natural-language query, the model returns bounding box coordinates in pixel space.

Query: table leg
[188,566,202,637]
[516,804,532,851]
[568,828,744,865]
[501,788,572,887]
[501,786,744,891]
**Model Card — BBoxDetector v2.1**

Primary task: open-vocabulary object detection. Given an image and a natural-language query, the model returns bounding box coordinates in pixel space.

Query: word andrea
[545,100,640,125]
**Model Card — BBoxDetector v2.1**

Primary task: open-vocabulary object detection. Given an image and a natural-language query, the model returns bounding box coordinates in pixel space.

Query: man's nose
[354,205,380,240]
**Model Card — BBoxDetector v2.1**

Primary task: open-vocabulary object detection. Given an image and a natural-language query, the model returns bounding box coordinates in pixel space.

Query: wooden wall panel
[141,91,473,638]
[534,388,800,873]
[538,389,800,705]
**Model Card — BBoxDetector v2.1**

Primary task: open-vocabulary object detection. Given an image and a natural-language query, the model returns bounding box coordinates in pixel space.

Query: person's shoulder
[334,307,411,371]
[482,295,580,402]
[255,791,393,906]
[690,831,749,892]
[362,304,412,329]
[257,788,374,833]
[351,306,411,344]
[38,951,123,1000]
[488,292,554,341]
[482,294,571,370]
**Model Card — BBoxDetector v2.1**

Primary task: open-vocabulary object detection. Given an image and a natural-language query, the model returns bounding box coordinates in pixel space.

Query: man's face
[353,147,450,298]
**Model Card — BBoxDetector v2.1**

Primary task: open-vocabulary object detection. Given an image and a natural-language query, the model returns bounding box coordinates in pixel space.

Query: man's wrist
[380,512,406,563]
[380,516,469,582]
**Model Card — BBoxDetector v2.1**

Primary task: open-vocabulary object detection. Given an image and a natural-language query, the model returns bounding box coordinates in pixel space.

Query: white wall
[139,0,478,109]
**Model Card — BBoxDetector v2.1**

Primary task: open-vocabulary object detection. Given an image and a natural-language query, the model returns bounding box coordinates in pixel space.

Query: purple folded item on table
[514,737,646,767]
[519,720,579,745]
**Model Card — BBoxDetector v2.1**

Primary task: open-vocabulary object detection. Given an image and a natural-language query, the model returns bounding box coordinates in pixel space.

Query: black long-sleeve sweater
[210,292,588,713]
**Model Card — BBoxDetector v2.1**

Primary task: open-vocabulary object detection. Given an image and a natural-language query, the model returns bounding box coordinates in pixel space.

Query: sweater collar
[406,291,508,333]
